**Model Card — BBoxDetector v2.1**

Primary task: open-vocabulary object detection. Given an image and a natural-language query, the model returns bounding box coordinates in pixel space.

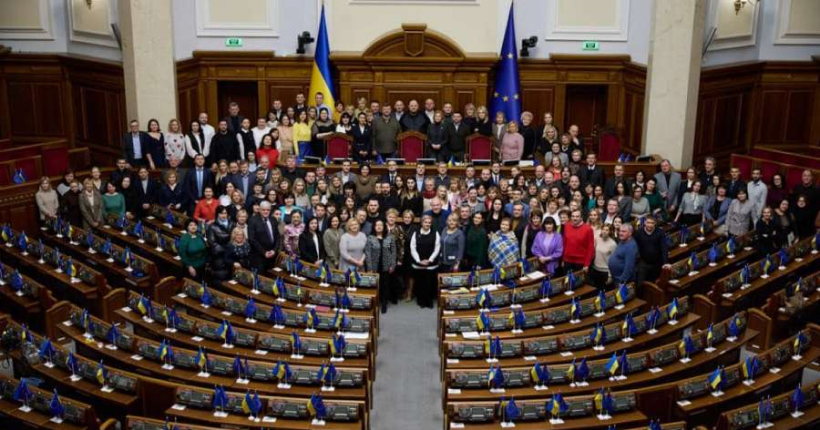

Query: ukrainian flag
[308,5,335,114]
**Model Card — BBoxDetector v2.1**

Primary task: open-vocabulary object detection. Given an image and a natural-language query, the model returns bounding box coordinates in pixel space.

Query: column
[117,0,177,126]
[642,0,707,168]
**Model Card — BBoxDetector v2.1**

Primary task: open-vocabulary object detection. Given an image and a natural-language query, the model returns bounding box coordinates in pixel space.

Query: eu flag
[490,3,522,123]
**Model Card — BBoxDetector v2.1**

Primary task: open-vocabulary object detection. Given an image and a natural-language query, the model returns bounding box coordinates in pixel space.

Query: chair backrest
[324,133,353,160]
[730,154,753,180]
[398,131,427,163]
[41,145,70,177]
[466,133,492,162]
[13,155,42,182]
[596,127,622,162]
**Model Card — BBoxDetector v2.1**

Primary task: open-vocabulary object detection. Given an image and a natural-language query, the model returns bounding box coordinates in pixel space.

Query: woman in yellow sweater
[292,110,312,162]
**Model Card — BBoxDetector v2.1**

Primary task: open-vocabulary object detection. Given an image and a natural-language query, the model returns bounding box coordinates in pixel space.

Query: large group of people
[33,95,820,314]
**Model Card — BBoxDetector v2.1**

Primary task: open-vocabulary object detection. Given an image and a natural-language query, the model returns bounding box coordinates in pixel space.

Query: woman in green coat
[464,212,489,269]
[179,220,207,280]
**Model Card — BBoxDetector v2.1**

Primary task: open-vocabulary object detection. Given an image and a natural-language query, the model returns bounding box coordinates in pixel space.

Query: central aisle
[370,302,443,429]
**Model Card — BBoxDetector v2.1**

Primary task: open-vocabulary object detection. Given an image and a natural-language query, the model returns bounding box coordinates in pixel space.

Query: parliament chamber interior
[0,1,819,429]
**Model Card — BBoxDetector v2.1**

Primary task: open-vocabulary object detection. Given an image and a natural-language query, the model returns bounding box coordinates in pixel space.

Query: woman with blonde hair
[276,115,294,164]
[164,118,186,165]
[292,178,310,208]
[35,176,59,224]
[474,105,492,136]
[339,218,367,272]
[500,120,524,162]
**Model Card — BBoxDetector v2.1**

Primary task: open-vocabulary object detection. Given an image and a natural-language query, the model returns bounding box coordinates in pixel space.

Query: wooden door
[217,81,258,122]
[564,85,608,137]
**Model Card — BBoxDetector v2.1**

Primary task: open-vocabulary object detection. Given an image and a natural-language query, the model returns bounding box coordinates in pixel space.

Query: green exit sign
[582,40,600,51]
[225,37,243,47]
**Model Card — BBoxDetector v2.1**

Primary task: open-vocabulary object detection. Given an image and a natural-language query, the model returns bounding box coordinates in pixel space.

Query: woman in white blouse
[164,118,186,165]
[185,120,209,162]
[252,118,271,150]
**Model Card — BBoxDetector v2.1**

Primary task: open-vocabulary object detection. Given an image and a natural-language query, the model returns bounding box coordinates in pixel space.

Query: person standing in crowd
[654,159,681,214]
[248,201,280,270]
[298,217,325,264]
[726,187,753,238]
[60,180,82,226]
[164,118,186,165]
[704,184,731,235]
[590,223,617,289]
[608,224,638,284]
[410,214,440,308]
[755,206,779,256]
[562,209,594,272]
[439,213,465,272]
[633,215,669,287]
[531,217,563,276]
[366,219,398,313]
[101,182,125,220]
[35,177,59,225]
[372,104,400,159]
[463,212,488,269]
[351,112,373,163]
[323,215,343,269]
[207,206,234,280]
[488,218,520,268]
[339,218,367,272]
[122,119,153,168]
[179,220,207,281]
[674,180,705,226]
[500,120,524,162]
[444,112,469,162]
[747,168,768,225]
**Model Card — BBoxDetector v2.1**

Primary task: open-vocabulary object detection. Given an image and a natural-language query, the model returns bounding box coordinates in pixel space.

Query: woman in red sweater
[194,187,220,224]
[256,133,279,167]
[562,208,595,272]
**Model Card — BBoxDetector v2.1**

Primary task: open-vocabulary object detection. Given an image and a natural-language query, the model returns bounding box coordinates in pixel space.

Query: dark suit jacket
[248,214,280,267]
[133,178,160,217]
[228,173,254,201]
[224,115,246,134]
[298,231,325,264]
[579,165,605,188]
[351,124,373,154]
[445,122,471,153]
[121,132,151,166]
[183,167,215,204]
[110,168,135,190]
[604,176,631,199]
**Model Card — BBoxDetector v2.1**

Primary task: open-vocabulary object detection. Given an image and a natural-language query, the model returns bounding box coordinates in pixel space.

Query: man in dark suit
[248,201,280,270]
[579,152,605,188]
[604,163,631,199]
[210,120,238,163]
[444,112,470,162]
[281,155,306,183]
[110,158,135,190]
[182,154,215,213]
[229,160,254,199]
[224,102,245,134]
[380,160,400,185]
[133,166,160,218]
[121,119,152,167]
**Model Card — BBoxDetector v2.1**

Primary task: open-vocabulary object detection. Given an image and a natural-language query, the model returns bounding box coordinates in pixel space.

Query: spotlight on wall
[520,36,538,58]
[296,31,315,55]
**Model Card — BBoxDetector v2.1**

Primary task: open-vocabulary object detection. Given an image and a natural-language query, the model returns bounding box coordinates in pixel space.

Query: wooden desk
[717,250,820,314]
[440,298,646,341]
[443,328,755,406]
[141,205,189,239]
[30,362,139,410]
[0,237,104,313]
[0,265,53,330]
[114,304,373,373]
[716,380,820,430]
[443,312,700,372]
[96,219,184,278]
[444,404,647,430]
[39,225,155,291]
[171,289,375,344]
[659,246,757,302]
[674,345,820,419]
[58,320,370,408]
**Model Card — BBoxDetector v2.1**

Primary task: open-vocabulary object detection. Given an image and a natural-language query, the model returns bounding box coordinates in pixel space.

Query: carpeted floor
[371,301,443,430]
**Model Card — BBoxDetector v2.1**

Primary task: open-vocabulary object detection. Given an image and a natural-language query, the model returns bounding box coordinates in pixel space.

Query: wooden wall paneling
[564,84,608,136]
[7,82,37,135]
[754,61,820,147]
[784,89,812,142]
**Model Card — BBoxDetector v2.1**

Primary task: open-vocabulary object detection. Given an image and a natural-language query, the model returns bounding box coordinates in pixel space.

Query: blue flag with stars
[490,3,521,123]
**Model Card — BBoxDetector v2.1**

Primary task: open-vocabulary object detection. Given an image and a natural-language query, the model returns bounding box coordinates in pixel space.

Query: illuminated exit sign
[582,41,600,51]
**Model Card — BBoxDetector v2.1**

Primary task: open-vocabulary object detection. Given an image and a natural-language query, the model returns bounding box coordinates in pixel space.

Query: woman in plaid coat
[488,218,521,268]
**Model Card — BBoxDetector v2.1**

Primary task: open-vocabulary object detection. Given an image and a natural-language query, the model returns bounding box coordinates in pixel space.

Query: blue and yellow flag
[490,3,521,122]
[309,5,335,114]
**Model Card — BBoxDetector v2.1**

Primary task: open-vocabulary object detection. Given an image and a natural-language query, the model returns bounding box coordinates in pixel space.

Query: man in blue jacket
[608,224,638,284]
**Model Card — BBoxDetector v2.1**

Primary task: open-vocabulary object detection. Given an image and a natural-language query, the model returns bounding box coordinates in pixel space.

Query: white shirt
[252,126,271,147]
[131,133,143,159]
[747,180,768,223]
[200,123,215,148]
[185,133,210,159]
[312,234,320,258]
